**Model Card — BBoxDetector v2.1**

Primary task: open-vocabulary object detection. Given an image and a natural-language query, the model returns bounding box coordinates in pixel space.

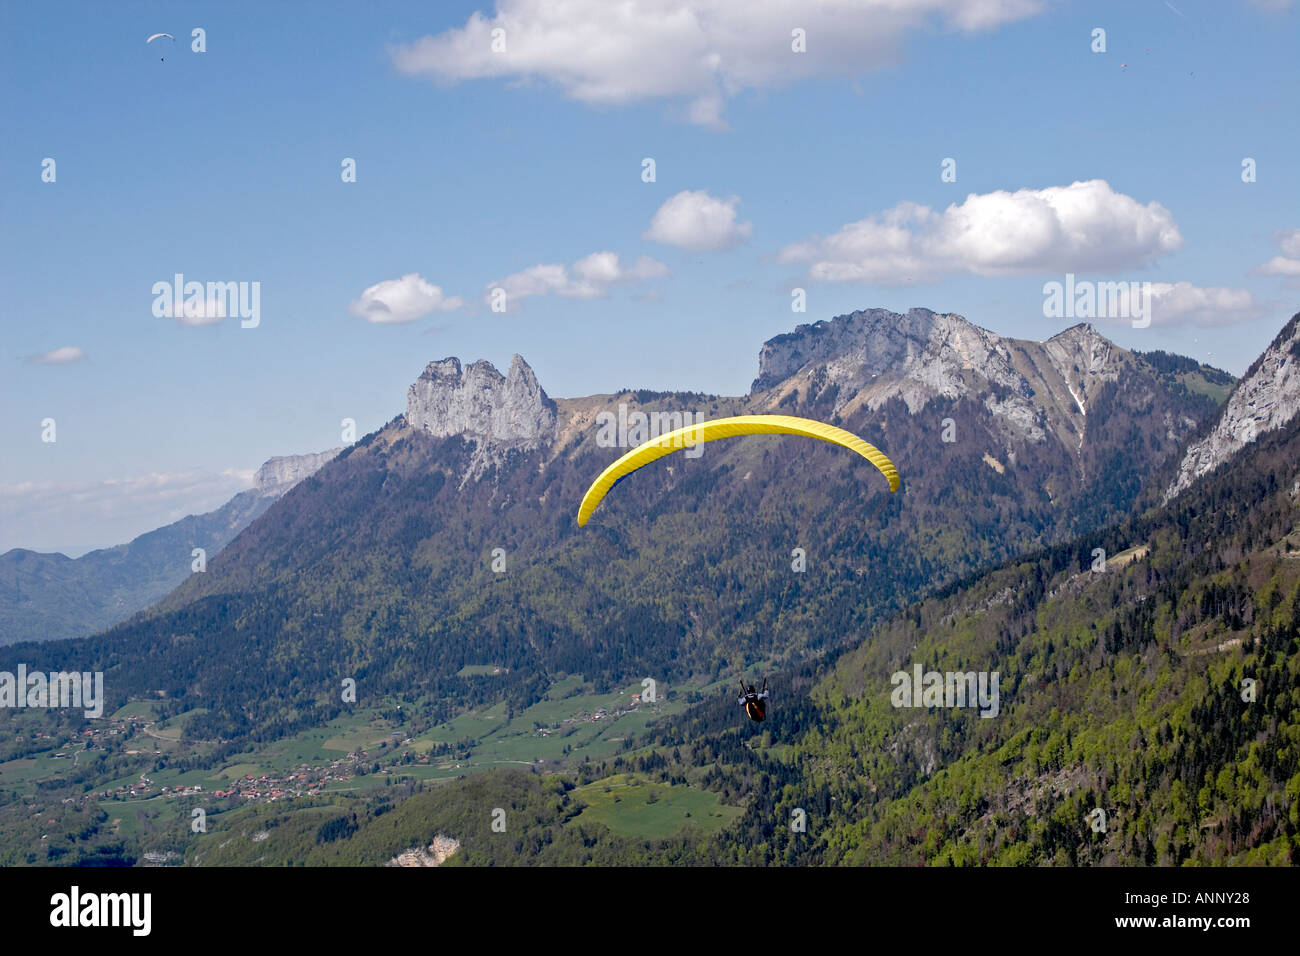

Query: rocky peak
[1046,321,1099,345]
[751,308,947,393]
[1042,322,1119,416]
[751,307,1041,403]
[405,354,557,444]
[748,307,1142,455]
[254,448,343,493]
[1165,312,1300,502]
[753,307,1027,413]
[1044,323,1114,372]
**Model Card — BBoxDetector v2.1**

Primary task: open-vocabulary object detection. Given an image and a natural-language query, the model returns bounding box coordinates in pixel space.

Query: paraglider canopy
[147,33,174,60]
[576,413,900,526]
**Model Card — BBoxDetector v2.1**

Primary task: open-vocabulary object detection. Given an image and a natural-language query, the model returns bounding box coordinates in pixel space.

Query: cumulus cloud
[1254,228,1300,278]
[26,346,84,365]
[349,273,465,323]
[487,252,668,309]
[1143,282,1267,327]
[572,251,670,284]
[644,190,753,251]
[1049,280,1265,328]
[389,0,1045,127]
[0,468,256,555]
[777,180,1184,283]
[159,295,232,326]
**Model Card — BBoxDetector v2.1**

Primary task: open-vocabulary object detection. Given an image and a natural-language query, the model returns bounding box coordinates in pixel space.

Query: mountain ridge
[0,308,1233,749]
[1165,311,1300,502]
[0,448,341,645]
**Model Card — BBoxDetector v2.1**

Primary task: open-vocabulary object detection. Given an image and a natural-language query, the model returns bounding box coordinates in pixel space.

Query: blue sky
[2,0,1297,554]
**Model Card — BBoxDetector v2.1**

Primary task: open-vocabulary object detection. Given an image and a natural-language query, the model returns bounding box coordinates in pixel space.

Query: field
[456,664,506,677]
[572,773,745,839]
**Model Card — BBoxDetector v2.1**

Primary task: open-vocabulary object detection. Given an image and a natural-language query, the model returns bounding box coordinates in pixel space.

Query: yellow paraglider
[577,414,899,526]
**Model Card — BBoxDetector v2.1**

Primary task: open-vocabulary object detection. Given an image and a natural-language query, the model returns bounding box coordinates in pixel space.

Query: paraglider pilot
[738,677,769,723]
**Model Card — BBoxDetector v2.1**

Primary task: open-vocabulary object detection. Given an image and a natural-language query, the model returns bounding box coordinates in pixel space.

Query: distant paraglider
[576,414,900,527]
[147,33,174,61]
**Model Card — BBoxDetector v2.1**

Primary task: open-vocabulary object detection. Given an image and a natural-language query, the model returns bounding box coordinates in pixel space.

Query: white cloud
[349,273,465,324]
[644,190,753,251]
[1254,228,1300,277]
[778,180,1184,283]
[1257,257,1300,277]
[0,468,256,556]
[160,295,230,326]
[389,0,1045,127]
[487,252,668,310]
[572,251,670,283]
[26,346,84,365]
[1144,282,1265,327]
[1053,280,1264,328]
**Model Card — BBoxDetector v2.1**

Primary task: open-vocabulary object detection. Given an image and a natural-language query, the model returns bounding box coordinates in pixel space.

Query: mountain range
[148,308,1300,868]
[9,304,1299,869]
[0,449,339,646]
[0,308,1233,745]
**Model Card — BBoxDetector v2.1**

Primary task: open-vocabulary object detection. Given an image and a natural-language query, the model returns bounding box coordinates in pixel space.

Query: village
[25,710,382,806]
[16,685,658,811]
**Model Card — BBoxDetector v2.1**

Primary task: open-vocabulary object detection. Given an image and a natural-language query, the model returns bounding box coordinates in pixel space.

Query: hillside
[736,318,1300,865]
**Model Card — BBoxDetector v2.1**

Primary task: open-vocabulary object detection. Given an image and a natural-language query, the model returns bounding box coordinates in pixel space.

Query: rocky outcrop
[406,355,557,443]
[1165,312,1300,502]
[752,308,940,393]
[406,354,557,483]
[754,309,1032,414]
[386,835,460,867]
[749,308,1127,449]
[254,449,343,493]
[1042,323,1119,415]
